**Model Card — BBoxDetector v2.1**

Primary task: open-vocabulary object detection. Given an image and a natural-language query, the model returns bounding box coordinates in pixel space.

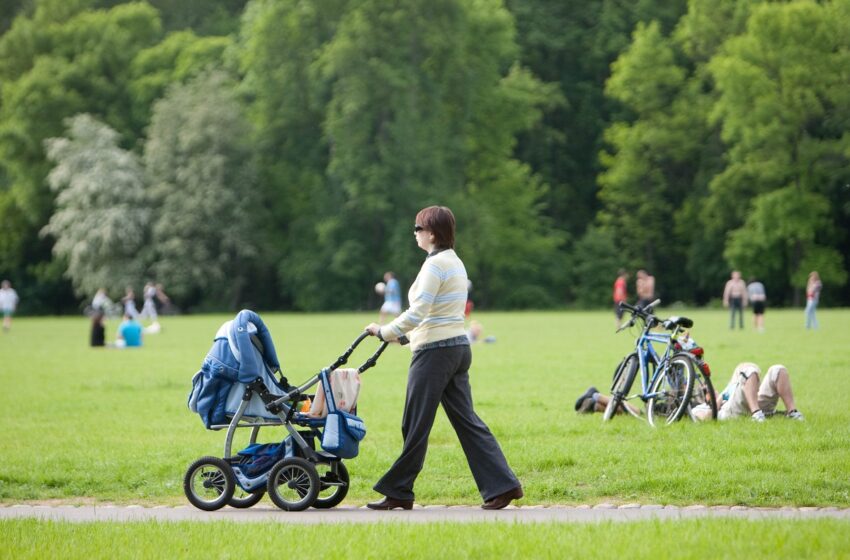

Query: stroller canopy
[188,309,287,428]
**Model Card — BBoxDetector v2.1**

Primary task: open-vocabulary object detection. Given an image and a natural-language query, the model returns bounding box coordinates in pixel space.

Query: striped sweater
[379,249,468,351]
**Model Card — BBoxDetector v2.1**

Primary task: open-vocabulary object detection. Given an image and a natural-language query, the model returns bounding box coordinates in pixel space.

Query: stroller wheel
[183,456,235,511]
[228,487,265,509]
[267,457,320,511]
[313,461,349,509]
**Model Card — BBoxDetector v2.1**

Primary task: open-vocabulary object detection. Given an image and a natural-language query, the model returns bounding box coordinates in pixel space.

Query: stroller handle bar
[271,330,407,410]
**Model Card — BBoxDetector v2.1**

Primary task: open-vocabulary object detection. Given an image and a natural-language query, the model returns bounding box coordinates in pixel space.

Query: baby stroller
[184,310,396,511]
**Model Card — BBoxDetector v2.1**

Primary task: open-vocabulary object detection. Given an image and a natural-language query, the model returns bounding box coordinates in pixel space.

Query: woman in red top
[613,269,628,325]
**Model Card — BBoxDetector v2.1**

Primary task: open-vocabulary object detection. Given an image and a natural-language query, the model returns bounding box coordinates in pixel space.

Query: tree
[128,30,233,131]
[310,0,562,309]
[725,187,847,301]
[0,2,161,307]
[42,114,150,297]
[709,0,850,302]
[237,0,350,309]
[597,21,696,301]
[144,70,263,308]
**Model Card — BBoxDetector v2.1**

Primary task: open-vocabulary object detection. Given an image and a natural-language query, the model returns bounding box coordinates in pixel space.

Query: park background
[1,0,848,315]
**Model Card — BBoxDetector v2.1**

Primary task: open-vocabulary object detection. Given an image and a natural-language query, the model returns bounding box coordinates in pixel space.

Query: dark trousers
[373,344,519,502]
[730,297,744,329]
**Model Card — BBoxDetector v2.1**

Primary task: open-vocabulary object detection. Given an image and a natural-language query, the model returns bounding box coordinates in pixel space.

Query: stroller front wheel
[267,457,320,511]
[313,460,349,509]
[183,456,236,511]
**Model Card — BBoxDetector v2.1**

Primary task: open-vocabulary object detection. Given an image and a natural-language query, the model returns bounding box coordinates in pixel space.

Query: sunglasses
[414,225,425,233]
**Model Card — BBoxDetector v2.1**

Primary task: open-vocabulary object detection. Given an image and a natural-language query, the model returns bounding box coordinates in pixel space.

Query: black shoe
[578,397,596,414]
[482,486,523,510]
[574,387,598,411]
[366,496,414,510]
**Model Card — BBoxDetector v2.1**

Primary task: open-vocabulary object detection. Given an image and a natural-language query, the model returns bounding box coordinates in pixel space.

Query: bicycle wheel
[686,358,718,421]
[603,353,638,422]
[647,353,694,426]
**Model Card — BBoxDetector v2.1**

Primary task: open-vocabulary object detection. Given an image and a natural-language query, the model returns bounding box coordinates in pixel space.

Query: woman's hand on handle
[365,323,381,336]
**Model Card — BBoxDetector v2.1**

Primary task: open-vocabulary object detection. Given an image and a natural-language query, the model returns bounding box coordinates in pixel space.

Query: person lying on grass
[574,362,804,422]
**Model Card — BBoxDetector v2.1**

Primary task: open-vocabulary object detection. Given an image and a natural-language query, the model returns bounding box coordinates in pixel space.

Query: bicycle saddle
[663,316,693,329]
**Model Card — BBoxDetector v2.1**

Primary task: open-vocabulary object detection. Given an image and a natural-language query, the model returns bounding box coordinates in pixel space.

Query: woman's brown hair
[416,206,456,249]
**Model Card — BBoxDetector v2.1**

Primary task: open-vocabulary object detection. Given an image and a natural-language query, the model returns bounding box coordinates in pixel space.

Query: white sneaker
[786,409,805,421]
[751,410,766,422]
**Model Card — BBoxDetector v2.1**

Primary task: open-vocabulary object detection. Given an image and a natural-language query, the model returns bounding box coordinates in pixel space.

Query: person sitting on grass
[115,312,143,348]
[702,362,804,422]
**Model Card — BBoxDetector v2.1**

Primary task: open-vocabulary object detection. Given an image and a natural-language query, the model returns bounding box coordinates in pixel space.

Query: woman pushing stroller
[364,206,523,510]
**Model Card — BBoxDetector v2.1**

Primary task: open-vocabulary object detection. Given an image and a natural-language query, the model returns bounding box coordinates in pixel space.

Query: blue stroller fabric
[188,310,288,428]
[318,368,367,459]
[235,439,295,478]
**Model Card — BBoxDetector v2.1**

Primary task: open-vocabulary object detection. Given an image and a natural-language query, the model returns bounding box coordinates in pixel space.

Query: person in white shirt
[0,280,19,332]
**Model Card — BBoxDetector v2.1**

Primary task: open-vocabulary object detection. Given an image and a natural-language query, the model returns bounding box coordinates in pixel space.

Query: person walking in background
[139,282,159,325]
[90,310,106,347]
[805,271,822,329]
[723,270,748,330]
[92,288,113,313]
[155,283,172,313]
[635,270,655,308]
[747,277,767,332]
[613,269,628,326]
[364,206,522,511]
[122,287,139,319]
[0,280,19,332]
[379,272,402,325]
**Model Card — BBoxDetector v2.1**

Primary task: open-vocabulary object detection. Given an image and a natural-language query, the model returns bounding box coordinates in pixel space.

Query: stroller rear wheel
[313,461,349,509]
[183,456,235,511]
[267,457,320,511]
[228,487,265,509]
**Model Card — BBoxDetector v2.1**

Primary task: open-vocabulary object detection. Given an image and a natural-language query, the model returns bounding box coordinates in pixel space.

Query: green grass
[1,309,849,506]
[3,518,850,559]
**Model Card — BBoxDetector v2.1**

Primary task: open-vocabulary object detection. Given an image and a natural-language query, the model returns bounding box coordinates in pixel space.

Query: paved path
[2,504,849,524]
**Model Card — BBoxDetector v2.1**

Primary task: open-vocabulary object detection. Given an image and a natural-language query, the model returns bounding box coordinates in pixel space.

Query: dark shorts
[615,303,625,320]
[752,301,765,315]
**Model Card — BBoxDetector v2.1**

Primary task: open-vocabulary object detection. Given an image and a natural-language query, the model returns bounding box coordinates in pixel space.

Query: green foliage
[568,227,620,308]
[129,31,233,130]
[709,0,850,300]
[725,186,847,291]
[0,2,162,305]
[144,70,263,308]
[237,0,349,309]
[597,21,700,302]
[2,0,850,311]
[42,114,150,296]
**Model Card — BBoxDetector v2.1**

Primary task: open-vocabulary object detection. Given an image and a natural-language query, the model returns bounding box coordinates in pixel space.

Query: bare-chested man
[723,270,748,330]
[635,270,655,308]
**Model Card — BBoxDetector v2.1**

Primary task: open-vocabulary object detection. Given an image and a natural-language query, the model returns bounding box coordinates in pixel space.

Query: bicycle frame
[632,330,677,403]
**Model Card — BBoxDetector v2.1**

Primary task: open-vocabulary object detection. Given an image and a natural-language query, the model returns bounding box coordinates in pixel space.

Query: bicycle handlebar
[616,299,663,332]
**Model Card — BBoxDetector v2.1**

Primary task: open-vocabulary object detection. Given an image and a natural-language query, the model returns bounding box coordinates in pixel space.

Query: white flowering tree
[43,114,150,298]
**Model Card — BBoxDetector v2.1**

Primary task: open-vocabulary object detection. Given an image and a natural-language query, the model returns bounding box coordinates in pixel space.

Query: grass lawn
[1,308,849,507]
[3,518,850,559]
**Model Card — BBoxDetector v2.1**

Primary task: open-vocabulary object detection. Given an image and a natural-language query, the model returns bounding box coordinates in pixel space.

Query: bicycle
[603,299,717,426]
